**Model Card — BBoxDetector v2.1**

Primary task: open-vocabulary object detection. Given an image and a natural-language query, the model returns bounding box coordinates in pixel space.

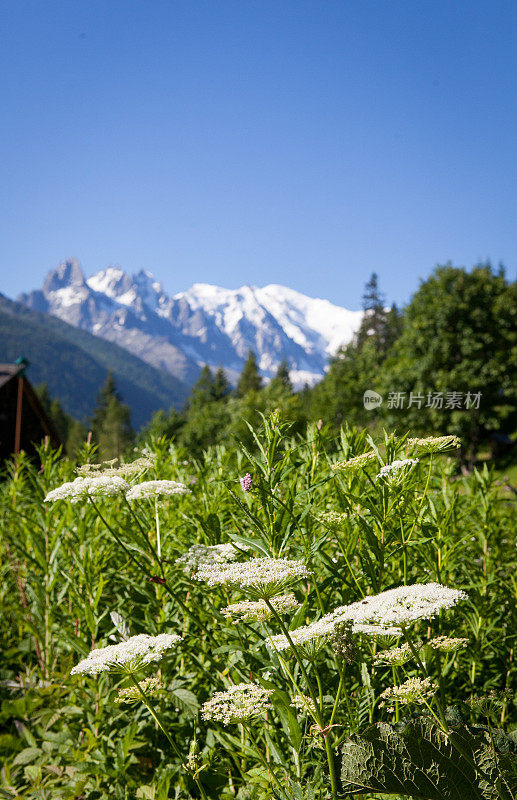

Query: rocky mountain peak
[18,261,363,390]
[42,258,86,293]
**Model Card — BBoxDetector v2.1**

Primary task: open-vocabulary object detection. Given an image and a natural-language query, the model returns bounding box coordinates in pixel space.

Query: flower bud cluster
[331,620,357,663]
[115,676,161,704]
[379,676,437,711]
[377,459,419,482]
[426,635,469,652]
[406,435,461,454]
[240,473,253,492]
[373,642,414,666]
[221,593,301,622]
[330,452,377,473]
[176,542,249,572]
[316,510,349,529]
[290,694,317,715]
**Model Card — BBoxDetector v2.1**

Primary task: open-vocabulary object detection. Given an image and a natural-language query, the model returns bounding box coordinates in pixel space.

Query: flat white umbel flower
[379,676,437,710]
[196,557,311,599]
[267,615,401,659]
[377,459,419,482]
[44,475,129,503]
[222,594,301,622]
[71,633,182,676]
[126,480,189,500]
[176,542,249,572]
[201,683,273,725]
[331,583,468,627]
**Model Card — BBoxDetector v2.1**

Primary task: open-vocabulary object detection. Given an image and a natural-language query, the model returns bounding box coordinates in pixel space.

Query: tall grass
[0,417,515,799]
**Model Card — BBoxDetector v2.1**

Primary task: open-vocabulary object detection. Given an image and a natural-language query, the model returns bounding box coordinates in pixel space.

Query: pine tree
[237,351,262,396]
[355,272,388,352]
[212,366,230,401]
[91,372,133,459]
[35,383,71,445]
[269,359,293,394]
[138,407,183,442]
[186,366,215,410]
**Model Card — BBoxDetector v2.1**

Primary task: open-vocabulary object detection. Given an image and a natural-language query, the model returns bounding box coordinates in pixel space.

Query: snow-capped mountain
[18,260,363,388]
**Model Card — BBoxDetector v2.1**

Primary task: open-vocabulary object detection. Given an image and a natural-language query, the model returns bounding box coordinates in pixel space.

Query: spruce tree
[237,350,262,396]
[212,366,230,401]
[269,359,293,394]
[91,372,133,459]
[35,383,71,445]
[356,272,388,353]
[187,365,215,410]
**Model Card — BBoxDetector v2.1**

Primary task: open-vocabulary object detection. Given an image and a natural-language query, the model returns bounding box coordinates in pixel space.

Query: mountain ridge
[18,260,363,388]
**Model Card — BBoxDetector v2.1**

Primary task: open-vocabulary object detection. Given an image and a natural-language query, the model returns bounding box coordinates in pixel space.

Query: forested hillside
[0,294,189,428]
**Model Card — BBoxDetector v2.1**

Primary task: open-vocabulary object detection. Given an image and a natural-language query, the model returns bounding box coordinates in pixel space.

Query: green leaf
[12,746,43,766]
[340,716,517,800]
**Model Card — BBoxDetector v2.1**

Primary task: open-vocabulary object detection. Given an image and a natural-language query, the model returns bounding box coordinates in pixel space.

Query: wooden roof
[0,363,23,390]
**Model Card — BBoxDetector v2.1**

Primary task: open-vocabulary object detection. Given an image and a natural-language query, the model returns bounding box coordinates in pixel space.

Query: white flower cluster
[330,452,377,473]
[44,475,129,503]
[267,615,401,658]
[201,683,273,725]
[290,694,316,715]
[406,435,461,454]
[331,583,468,627]
[352,623,403,638]
[379,676,437,710]
[196,557,311,597]
[176,542,249,572]
[265,583,466,658]
[71,633,182,676]
[126,480,189,500]
[222,593,301,622]
[377,459,419,482]
[115,675,161,704]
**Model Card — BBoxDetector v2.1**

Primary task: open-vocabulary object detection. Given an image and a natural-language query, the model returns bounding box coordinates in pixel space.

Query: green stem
[263,598,321,721]
[90,499,149,574]
[264,628,317,721]
[243,724,286,799]
[128,674,209,800]
[155,497,161,561]
[263,599,339,800]
[329,667,344,725]
[122,496,162,569]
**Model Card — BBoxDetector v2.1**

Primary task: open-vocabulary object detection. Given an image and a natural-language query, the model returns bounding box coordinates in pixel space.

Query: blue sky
[0,0,515,310]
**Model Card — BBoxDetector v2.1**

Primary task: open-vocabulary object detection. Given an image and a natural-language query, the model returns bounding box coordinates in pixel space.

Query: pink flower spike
[240,473,252,492]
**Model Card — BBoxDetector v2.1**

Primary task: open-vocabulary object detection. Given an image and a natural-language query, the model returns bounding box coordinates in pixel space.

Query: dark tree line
[38,262,517,464]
